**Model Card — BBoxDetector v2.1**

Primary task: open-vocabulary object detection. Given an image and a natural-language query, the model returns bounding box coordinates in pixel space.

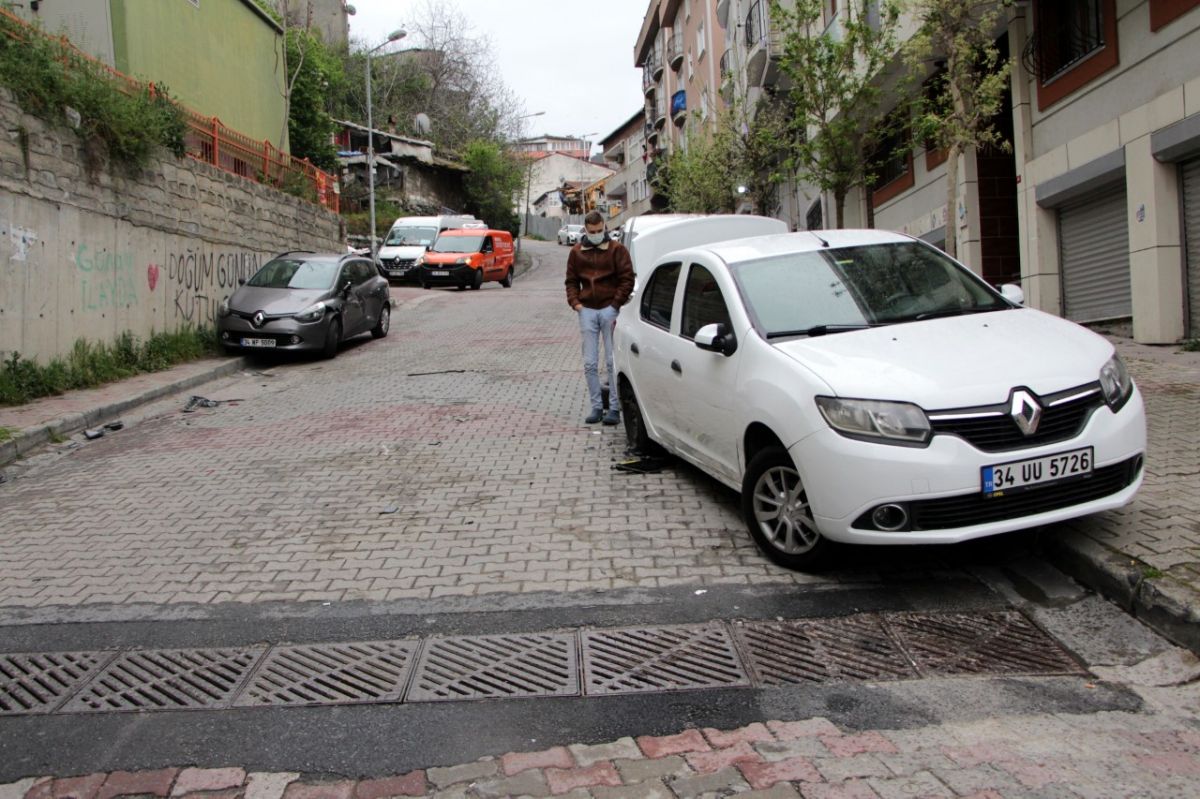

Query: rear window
[247,258,338,290]
[640,262,682,329]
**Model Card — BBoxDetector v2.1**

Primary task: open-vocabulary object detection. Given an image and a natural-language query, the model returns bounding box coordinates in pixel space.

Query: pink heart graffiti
[147,263,160,291]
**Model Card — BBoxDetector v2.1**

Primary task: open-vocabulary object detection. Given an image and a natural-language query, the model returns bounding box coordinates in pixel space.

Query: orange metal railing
[0,8,338,212]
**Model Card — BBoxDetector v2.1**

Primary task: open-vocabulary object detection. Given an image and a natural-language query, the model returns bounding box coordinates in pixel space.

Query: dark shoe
[601,386,611,411]
[602,410,620,426]
[584,408,603,424]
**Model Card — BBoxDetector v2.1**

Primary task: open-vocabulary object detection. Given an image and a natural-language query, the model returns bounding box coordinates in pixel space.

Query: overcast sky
[347,0,649,152]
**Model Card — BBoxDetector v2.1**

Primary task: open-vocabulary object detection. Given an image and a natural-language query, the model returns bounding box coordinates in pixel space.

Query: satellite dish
[344,4,356,15]
[413,113,432,135]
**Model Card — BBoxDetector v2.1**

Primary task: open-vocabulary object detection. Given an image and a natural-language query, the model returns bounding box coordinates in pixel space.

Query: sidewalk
[1,327,1198,653]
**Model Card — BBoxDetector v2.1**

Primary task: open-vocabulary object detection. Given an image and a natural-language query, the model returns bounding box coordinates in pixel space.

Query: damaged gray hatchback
[217,251,391,359]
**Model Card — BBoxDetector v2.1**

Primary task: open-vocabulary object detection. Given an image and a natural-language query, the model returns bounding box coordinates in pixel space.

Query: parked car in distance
[217,251,390,359]
[378,215,478,283]
[558,224,584,246]
[417,229,515,290]
[613,228,1146,571]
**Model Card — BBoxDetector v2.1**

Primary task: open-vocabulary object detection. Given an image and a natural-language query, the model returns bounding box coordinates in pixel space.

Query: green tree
[285,26,344,169]
[462,140,522,233]
[772,0,903,227]
[662,117,740,213]
[906,0,1012,259]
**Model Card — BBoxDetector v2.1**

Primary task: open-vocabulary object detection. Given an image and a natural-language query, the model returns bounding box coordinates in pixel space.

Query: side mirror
[341,280,353,296]
[999,283,1024,306]
[694,322,737,357]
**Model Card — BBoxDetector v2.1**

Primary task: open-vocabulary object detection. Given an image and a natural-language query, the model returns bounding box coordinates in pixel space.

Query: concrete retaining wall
[0,88,344,363]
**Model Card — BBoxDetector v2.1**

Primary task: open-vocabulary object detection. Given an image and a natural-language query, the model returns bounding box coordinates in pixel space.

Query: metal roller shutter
[1059,186,1131,323]
[1181,158,1200,337]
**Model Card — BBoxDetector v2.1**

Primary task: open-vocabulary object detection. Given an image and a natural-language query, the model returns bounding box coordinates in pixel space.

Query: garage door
[1059,185,1131,323]
[1181,158,1200,337]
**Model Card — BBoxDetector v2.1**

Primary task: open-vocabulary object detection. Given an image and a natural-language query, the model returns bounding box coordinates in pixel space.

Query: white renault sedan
[613,229,1146,570]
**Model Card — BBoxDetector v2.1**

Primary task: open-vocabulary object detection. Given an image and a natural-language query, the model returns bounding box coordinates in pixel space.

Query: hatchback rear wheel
[741,447,829,571]
[371,304,390,338]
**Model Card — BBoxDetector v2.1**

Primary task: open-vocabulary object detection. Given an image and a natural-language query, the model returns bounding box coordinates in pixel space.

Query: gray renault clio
[217,251,391,359]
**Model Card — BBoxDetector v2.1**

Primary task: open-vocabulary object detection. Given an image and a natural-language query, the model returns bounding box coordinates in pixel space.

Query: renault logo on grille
[252,311,265,328]
[1010,389,1042,436]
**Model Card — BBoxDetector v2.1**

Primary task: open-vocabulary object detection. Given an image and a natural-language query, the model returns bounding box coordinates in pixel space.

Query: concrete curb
[0,357,248,468]
[1044,529,1200,654]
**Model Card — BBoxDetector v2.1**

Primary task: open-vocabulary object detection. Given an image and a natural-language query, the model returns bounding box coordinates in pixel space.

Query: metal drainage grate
[0,651,116,716]
[735,615,917,685]
[885,610,1085,677]
[61,647,265,713]
[235,640,419,708]
[581,622,749,696]
[407,632,579,702]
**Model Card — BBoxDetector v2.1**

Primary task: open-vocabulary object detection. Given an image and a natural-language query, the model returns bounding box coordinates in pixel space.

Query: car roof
[702,229,917,264]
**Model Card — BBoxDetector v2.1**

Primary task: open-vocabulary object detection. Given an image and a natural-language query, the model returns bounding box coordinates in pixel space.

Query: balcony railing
[642,67,657,96]
[744,0,784,88]
[0,8,338,211]
[668,29,684,69]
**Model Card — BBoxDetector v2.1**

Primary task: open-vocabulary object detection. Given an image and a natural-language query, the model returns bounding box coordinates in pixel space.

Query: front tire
[471,268,483,290]
[371,304,390,338]
[741,447,829,571]
[618,382,661,455]
[500,268,513,288]
[322,317,342,360]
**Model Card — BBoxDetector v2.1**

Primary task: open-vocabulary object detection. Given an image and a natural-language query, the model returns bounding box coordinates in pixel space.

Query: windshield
[384,225,438,247]
[246,258,339,290]
[431,235,484,253]
[565,225,582,233]
[733,242,1011,338]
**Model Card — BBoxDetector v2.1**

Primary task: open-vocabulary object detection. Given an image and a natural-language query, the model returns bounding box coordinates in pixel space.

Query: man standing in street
[565,210,634,426]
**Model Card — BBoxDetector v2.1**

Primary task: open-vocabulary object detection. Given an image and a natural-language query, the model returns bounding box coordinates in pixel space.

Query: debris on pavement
[0,472,7,485]
[83,428,105,440]
[183,396,241,413]
[612,455,673,474]
[379,506,399,515]
[103,421,124,431]
[407,369,473,377]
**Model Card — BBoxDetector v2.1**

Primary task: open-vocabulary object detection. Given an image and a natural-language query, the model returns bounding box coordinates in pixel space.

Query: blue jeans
[579,305,618,411]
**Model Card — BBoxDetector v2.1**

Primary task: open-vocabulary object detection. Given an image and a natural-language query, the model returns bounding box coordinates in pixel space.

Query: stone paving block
[798,780,881,799]
[667,766,751,798]
[1,779,40,799]
[637,729,711,759]
[703,722,775,749]
[612,755,692,783]
[865,770,953,799]
[590,779,674,799]
[97,770,179,799]
[740,756,823,789]
[813,755,893,782]
[468,769,550,799]
[768,720,842,740]
[543,763,621,794]
[821,733,899,758]
[243,776,300,799]
[756,738,834,761]
[171,769,246,797]
[500,746,574,776]
[351,773,427,799]
[741,786,803,799]
[280,783,353,799]
[567,738,642,767]
[31,775,105,799]
[684,741,763,774]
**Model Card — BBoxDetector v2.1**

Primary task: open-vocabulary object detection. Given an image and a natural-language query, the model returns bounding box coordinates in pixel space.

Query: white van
[378,215,477,282]
[620,214,787,284]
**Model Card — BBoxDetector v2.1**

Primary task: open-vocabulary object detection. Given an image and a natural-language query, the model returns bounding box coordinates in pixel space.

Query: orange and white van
[417,229,515,290]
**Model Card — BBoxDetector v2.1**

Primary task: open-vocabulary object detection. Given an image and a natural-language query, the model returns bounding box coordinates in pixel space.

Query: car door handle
[671,360,682,374]
[630,342,640,355]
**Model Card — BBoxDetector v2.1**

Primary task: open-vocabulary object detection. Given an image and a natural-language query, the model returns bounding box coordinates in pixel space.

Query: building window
[870,126,914,208]
[1150,0,1200,30]
[807,199,823,231]
[1030,0,1118,110]
[697,20,706,58]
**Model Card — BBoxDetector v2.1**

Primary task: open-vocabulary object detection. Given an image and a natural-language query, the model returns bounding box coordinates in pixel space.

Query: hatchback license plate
[982,447,1093,496]
[431,270,449,276]
[240,337,276,348]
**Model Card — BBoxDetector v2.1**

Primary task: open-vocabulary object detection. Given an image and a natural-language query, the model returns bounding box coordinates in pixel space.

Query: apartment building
[600,112,652,227]
[635,0,727,207]
[716,0,1200,344]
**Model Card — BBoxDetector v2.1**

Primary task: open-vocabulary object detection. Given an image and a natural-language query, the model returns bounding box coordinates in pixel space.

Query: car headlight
[455,256,471,265]
[1099,354,1133,409]
[293,301,326,323]
[815,397,931,445]
[217,298,231,318]
[414,254,424,267]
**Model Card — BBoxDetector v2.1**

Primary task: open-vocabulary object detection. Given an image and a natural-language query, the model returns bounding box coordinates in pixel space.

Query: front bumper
[418,264,478,285]
[789,387,1147,545]
[381,258,420,283]
[217,313,329,352]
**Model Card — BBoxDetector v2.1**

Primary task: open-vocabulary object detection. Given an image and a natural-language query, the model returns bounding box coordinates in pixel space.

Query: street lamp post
[366,29,406,262]
[514,111,545,251]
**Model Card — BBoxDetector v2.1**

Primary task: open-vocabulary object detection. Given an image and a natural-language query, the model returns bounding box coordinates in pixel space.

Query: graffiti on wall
[75,243,138,311]
[9,225,37,262]
[168,248,265,323]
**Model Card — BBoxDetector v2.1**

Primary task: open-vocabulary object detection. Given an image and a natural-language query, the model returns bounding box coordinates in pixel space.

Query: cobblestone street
[2,240,1199,796]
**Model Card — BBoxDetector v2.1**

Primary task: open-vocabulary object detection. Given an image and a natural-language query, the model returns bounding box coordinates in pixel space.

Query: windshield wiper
[911,306,1006,321]
[766,323,876,339]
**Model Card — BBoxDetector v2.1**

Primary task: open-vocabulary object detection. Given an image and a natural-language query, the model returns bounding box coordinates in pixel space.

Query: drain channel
[0,609,1084,716]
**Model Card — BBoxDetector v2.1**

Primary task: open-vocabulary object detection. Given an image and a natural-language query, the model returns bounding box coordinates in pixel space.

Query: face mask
[585,231,606,246]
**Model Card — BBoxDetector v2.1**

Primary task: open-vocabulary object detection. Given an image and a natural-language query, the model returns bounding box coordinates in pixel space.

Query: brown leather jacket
[565,239,634,310]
